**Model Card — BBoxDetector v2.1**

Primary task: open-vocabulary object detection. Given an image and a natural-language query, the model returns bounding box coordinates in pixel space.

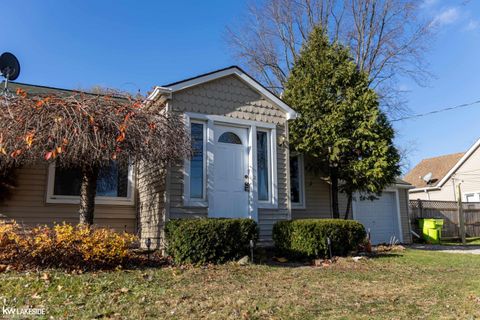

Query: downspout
[285,120,292,221]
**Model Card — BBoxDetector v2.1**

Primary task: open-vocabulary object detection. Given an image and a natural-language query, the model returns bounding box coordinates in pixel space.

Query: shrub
[0,221,137,269]
[165,218,259,265]
[273,219,366,259]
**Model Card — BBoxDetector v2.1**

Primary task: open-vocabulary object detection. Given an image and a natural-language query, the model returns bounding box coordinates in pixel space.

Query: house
[405,138,480,202]
[0,66,411,246]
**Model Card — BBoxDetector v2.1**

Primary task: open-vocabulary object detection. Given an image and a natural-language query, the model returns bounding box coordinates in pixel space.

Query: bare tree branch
[0,88,190,172]
[226,0,435,116]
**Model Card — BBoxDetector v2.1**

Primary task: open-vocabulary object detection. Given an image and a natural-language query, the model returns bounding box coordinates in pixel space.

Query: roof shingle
[403,152,465,188]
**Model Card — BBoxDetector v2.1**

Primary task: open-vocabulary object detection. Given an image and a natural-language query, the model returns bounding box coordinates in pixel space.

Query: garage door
[354,192,402,244]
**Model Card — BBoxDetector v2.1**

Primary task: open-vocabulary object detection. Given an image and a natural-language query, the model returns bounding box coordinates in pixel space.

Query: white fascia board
[145,86,172,103]
[437,137,480,187]
[166,67,298,120]
[395,183,416,190]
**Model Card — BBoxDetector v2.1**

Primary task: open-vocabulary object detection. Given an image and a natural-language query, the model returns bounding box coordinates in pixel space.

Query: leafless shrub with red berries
[0,88,190,223]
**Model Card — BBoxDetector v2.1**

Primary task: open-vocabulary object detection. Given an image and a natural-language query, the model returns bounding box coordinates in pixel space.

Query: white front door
[211,125,249,218]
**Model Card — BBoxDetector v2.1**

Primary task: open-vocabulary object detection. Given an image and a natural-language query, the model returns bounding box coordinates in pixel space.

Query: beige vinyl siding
[167,74,290,242]
[0,164,136,232]
[293,176,331,219]
[291,158,351,219]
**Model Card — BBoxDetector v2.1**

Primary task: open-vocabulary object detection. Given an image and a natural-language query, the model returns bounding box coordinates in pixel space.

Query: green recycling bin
[418,218,444,244]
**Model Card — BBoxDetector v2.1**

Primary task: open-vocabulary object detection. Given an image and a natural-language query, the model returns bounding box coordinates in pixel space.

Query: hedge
[165,218,259,265]
[272,219,366,258]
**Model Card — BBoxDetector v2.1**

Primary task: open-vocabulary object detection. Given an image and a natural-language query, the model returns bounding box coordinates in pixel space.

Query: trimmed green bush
[273,219,366,258]
[165,218,259,265]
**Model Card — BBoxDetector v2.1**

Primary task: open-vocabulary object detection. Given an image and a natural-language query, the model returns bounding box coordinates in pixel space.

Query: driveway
[410,244,480,255]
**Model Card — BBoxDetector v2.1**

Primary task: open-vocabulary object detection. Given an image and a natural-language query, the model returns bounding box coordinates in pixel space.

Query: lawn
[1,249,480,319]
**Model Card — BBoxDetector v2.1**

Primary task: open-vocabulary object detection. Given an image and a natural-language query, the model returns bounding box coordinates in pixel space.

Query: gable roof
[147,66,297,120]
[404,152,465,188]
[395,177,413,187]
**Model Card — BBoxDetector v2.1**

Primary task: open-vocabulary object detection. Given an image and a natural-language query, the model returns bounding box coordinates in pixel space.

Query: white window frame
[290,154,306,209]
[257,128,278,209]
[183,118,208,207]
[465,193,475,203]
[46,162,135,206]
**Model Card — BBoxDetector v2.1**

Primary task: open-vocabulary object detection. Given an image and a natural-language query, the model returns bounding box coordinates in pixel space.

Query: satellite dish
[422,172,433,184]
[0,52,20,81]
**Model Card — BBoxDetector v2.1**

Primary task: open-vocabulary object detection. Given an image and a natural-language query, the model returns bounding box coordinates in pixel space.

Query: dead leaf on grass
[142,273,153,281]
[41,272,51,281]
[119,287,129,293]
[31,293,41,299]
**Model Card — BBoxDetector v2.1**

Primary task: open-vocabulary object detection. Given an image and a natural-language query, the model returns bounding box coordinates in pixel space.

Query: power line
[391,99,480,122]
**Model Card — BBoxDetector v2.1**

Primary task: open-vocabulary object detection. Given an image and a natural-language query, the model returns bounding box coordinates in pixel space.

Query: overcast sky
[1,0,479,174]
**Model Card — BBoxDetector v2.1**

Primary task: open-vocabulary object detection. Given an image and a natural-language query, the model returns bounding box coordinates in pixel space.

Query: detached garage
[353,179,413,244]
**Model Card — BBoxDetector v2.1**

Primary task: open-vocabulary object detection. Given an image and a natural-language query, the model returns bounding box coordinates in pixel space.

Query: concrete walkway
[410,244,480,255]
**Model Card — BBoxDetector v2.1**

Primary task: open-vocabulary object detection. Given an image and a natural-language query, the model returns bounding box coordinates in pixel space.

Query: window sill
[183,200,208,208]
[291,204,306,210]
[46,196,135,206]
[258,202,278,209]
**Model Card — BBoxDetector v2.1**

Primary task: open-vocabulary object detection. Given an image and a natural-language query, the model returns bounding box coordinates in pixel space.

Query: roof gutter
[408,186,441,193]
[395,183,416,190]
[145,86,172,105]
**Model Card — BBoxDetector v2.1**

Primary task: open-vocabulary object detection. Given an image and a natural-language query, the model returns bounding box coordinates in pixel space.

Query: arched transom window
[218,132,242,144]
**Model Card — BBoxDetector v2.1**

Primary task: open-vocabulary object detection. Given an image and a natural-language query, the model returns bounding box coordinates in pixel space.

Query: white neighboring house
[405,138,480,202]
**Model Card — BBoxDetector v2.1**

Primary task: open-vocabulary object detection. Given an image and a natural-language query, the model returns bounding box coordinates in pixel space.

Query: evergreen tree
[284,26,400,218]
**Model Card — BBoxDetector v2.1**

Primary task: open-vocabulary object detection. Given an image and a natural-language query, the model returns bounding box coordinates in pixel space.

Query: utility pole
[457,183,466,245]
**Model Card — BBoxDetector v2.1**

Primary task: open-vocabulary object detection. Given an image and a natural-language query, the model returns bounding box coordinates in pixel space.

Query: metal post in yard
[418,199,423,218]
[457,184,466,245]
[326,237,332,260]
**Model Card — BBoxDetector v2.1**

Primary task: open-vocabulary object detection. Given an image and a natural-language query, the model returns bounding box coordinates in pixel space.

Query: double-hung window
[47,160,133,205]
[289,154,305,208]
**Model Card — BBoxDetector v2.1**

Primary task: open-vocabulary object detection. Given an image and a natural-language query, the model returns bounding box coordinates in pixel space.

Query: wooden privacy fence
[409,199,480,238]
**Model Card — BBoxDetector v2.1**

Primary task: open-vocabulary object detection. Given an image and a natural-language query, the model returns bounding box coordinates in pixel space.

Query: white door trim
[352,189,404,243]
[183,112,279,222]
[210,124,249,218]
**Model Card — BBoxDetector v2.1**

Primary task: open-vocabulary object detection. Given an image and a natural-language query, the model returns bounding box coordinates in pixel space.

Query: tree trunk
[79,166,99,225]
[331,168,339,219]
[343,193,352,220]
